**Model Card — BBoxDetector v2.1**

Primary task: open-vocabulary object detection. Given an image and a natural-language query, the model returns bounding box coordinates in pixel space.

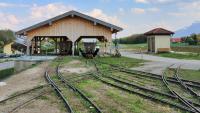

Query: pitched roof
[144,28,174,36]
[16,10,123,35]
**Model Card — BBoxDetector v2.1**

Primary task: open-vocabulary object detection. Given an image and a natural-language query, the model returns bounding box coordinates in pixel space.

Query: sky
[0,0,200,37]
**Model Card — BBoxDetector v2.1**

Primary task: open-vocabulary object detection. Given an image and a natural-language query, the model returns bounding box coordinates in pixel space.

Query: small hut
[144,28,174,53]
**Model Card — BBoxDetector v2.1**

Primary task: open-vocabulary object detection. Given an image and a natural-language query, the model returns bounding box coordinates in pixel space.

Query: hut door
[152,37,155,52]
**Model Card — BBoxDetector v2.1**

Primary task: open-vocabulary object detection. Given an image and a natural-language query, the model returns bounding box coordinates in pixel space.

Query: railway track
[95,60,200,89]
[174,67,200,97]
[92,60,200,113]
[0,85,47,103]
[0,85,48,113]
[162,71,200,113]
[45,71,74,113]
[56,66,103,113]
[102,73,200,108]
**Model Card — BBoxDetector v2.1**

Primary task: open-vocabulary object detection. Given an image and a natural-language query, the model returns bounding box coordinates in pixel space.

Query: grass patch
[179,69,200,82]
[0,68,14,80]
[50,56,75,67]
[171,46,200,53]
[95,56,144,68]
[38,95,49,100]
[157,52,200,60]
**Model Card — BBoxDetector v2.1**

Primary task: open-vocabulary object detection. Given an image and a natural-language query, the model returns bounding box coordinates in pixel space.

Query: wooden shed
[15,10,123,56]
[144,28,174,53]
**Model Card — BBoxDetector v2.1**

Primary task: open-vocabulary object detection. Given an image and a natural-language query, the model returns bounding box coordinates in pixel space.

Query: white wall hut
[144,28,174,53]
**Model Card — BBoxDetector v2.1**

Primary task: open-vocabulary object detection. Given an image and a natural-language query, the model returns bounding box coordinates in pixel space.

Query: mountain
[174,22,200,37]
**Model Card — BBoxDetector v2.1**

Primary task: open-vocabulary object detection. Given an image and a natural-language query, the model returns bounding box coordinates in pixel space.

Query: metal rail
[56,67,103,113]
[93,73,196,113]
[174,67,200,97]
[8,91,47,113]
[162,71,200,113]
[103,74,200,107]
[45,71,74,113]
[95,61,200,89]
[92,61,197,113]
[0,85,47,103]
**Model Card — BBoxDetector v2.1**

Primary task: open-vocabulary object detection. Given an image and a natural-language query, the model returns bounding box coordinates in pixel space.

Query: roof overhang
[16,10,123,35]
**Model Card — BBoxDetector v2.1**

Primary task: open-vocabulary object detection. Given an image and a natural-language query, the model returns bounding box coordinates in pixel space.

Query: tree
[0,29,15,45]
[185,34,199,45]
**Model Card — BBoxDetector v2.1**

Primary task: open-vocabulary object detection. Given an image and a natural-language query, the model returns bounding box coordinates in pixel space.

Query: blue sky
[0,0,200,37]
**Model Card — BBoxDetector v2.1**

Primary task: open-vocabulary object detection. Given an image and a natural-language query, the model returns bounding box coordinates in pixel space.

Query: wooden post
[40,37,42,54]
[55,38,58,54]
[35,37,37,54]
[26,39,30,55]
[72,41,75,56]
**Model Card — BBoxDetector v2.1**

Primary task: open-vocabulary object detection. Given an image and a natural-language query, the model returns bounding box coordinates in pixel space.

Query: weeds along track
[162,71,200,113]
[92,60,200,113]
[45,71,74,113]
[56,66,103,113]
[0,85,48,113]
[174,67,200,98]
[95,60,200,89]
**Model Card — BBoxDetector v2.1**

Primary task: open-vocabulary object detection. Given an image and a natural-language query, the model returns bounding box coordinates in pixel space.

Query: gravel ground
[121,51,200,74]
[0,62,48,101]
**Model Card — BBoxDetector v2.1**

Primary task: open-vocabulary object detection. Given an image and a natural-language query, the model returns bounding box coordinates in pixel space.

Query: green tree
[0,29,15,45]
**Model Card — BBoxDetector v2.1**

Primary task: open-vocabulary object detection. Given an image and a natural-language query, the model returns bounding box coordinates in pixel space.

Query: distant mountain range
[174,22,200,38]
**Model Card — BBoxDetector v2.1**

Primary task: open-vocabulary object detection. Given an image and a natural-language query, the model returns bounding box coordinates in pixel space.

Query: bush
[0,68,14,80]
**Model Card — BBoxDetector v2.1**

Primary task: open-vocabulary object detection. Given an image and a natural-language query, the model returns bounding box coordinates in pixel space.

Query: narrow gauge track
[162,72,200,113]
[45,71,74,113]
[101,73,200,108]
[174,67,200,97]
[0,85,47,104]
[7,91,47,113]
[92,61,197,113]
[64,72,93,82]
[56,66,103,113]
[95,61,200,89]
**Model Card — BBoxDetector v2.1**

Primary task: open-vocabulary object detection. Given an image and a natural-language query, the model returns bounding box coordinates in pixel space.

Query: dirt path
[0,62,48,101]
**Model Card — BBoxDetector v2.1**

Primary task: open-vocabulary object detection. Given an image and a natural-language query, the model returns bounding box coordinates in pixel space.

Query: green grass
[95,56,144,68]
[119,43,147,51]
[179,69,200,82]
[0,68,14,80]
[76,78,182,113]
[157,52,200,60]
[50,56,76,67]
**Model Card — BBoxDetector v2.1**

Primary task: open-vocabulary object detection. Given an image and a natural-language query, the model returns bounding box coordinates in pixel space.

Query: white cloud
[86,9,127,28]
[135,0,175,4]
[168,1,200,19]
[131,7,159,14]
[0,12,20,29]
[30,3,76,21]
[131,8,145,14]
[135,0,148,4]
[0,2,29,8]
